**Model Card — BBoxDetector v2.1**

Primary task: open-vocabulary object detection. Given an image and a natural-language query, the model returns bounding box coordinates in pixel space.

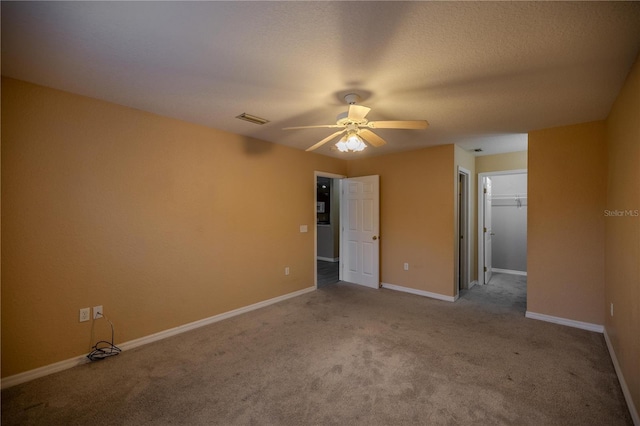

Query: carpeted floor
[1,274,632,425]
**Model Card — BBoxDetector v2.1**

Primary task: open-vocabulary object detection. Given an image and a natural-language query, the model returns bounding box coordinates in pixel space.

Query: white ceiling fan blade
[347,104,371,120]
[359,129,387,147]
[367,120,429,129]
[283,124,343,130]
[305,130,346,152]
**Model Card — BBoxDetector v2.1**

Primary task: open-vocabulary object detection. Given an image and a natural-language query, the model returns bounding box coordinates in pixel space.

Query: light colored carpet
[1,274,632,425]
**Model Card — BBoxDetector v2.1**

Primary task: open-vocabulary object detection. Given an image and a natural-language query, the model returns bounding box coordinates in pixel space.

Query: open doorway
[457,167,472,295]
[477,170,528,285]
[315,172,344,288]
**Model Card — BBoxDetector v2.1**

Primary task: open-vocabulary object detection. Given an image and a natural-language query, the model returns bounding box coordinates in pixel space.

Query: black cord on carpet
[87,313,121,361]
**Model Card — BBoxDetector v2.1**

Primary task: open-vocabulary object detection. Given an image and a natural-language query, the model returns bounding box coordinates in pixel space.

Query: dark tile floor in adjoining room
[317,260,339,287]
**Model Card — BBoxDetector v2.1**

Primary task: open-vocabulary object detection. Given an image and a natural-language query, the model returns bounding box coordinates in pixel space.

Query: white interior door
[341,175,380,288]
[484,176,493,284]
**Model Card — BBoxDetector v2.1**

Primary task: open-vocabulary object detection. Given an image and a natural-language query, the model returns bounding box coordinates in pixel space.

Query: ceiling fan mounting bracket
[343,93,361,105]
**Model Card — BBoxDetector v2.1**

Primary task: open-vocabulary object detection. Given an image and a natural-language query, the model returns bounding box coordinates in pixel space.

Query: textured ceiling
[2,1,639,158]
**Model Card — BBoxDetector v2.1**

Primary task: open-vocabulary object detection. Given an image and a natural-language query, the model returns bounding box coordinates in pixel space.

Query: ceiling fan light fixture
[336,133,366,152]
[346,134,364,151]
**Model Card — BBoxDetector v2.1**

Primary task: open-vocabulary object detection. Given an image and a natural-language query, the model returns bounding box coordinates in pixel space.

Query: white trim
[492,268,527,276]
[479,169,528,176]
[118,286,315,352]
[0,355,90,390]
[1,286,316,390]
[381,282,457,302]
[525,311,604,333]
[317,256,339,263]
[469,280,478,289]
[604,329,640,425]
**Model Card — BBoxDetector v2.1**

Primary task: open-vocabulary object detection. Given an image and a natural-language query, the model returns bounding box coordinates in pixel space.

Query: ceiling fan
[284,93,429,152]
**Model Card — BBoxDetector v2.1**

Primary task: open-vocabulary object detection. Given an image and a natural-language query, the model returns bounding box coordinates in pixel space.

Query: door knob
[372,236,378,240]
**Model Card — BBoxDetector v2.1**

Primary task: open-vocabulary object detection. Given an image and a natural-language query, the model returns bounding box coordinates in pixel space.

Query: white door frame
[457,167,471,295]
[314,171,345,288]
[477,169,527,285]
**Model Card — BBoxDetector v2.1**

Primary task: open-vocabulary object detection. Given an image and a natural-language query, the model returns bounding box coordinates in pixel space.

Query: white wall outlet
[285,267,290,276]
[79,308,90,322]
[93,305,103,319]
[404,262,409,271]
[610,302,614,317]
[300,225,308,233]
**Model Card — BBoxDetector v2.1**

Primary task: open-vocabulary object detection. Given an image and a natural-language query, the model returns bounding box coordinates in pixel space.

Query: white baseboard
[492,268,527,276]
[604,329,639,425]
[469,280,478,289]
[0,354,90,390]
[381,282,456,302]
[525,311,604,333]
[317,256,339,262]
[1,286,316,390]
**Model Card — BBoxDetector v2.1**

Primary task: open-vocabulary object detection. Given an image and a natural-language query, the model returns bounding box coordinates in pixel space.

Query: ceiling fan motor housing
[336,111,368,126]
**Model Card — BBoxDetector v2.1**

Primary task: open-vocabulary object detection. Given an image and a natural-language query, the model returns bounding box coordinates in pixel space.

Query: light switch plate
[300,225,308,233]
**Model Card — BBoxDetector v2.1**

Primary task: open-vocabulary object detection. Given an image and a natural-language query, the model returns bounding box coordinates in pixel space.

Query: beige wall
[528,121,606,325]
[604,55,640,417]
[476,151,527,174]
[347,145,456,297]
[1,78,347,377]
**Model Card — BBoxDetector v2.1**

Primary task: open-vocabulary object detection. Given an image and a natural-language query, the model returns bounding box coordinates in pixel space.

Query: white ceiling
[2,1,639,158]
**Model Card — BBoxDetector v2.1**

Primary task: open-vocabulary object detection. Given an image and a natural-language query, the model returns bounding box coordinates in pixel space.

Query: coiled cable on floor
[87,313,121,361]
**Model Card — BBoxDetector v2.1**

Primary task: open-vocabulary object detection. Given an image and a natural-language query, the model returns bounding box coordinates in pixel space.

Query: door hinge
[483,188,487,193]
[484,266,487,272]
[483,227,487,233]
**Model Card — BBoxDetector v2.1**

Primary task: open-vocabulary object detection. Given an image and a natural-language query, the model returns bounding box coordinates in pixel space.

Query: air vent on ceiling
[235,113,269,125]
[473,148,483,152]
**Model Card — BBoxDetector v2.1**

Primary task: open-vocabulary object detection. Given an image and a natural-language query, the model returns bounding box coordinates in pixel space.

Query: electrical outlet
[285,267,290,276]
[404,262,409,271]
[93,305,103,319]
[79,308,90,322]
[610,302,614,317]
